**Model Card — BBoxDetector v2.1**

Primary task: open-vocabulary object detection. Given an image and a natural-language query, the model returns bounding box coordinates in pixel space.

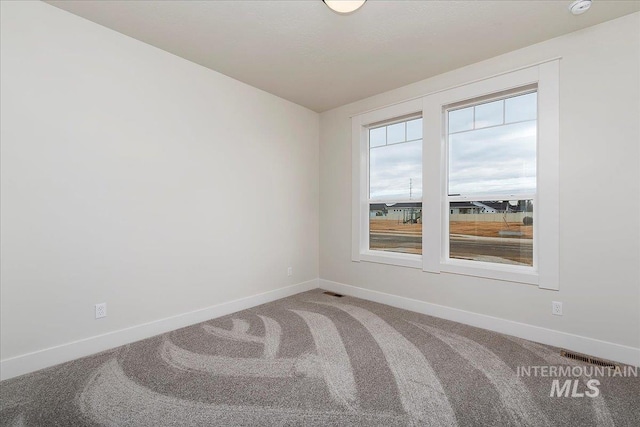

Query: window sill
[356,252,553,287]
[358,251,422,269]
[440,259,538,285]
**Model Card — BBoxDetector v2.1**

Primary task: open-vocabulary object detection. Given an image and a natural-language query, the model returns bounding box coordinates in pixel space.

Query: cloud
[449,121,536,195]
[368,120,537,200]
[370,140,422,200]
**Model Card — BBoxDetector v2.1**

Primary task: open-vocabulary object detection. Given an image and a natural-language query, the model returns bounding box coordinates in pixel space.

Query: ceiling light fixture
[569,0,592,15]
[323,0,366,15]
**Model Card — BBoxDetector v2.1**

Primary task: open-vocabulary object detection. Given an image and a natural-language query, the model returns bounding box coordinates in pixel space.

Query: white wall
[0,1,319,362]
[320,13,640,352]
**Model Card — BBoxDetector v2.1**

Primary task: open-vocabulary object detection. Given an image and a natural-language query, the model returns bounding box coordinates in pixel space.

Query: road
[370,233,532,265]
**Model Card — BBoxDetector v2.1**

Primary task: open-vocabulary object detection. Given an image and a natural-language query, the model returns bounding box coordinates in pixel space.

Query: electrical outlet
[95,303,107,319]
[552,301,563,316]
[287,267,293,277]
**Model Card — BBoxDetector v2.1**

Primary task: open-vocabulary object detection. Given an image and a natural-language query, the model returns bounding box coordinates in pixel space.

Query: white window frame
[352,61,559,290]
[351,98,423,269]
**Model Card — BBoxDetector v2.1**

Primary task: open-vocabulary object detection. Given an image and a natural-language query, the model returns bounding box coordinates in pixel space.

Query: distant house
[449,201,531,215]
[370,200,530,222]
[370,202,422,223]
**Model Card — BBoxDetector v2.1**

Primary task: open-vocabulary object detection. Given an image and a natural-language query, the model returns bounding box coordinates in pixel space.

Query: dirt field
[449,221,533,239]
[369,219,532,239]
[369,219,421,235]
[369,219,533,263]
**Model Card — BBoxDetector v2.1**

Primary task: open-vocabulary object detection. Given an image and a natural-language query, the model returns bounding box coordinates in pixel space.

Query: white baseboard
[319,279,640,367]
[0,279,318,381]
[4,277,637,381]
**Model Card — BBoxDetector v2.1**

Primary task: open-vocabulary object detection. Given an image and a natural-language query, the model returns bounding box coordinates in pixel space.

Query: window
[353,61,559,289]
[446,88,537,267]
[369,116,422,255]
[352,98,423,268]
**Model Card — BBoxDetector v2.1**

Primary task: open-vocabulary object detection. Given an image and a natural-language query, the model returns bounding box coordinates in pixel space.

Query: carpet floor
[1,289,639,426]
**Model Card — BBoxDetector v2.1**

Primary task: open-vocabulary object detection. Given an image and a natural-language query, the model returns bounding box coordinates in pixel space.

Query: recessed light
[323,0,366,15]
[569,0,592,15]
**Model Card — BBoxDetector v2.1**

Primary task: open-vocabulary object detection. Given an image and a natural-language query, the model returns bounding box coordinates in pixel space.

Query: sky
[369,92,537,201]
[370,138,422,200]
[448,120,536,196]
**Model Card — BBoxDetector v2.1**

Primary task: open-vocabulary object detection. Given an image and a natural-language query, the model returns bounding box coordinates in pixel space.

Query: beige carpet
[1,289,639,426]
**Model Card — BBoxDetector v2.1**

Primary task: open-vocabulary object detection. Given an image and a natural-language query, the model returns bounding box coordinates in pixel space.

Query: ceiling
[46,0,640,112]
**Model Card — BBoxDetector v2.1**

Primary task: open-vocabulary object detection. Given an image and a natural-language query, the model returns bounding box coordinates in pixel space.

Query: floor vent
[323,291,344,297]
[560,350,619,368]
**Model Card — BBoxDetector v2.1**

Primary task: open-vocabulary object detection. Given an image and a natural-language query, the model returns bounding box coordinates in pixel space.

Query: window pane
[474,100,503,129]
[387,122,405,144]
[449,200,533,266]
[448,121,536,195]
[370,203,422,254]
[406,118,423,141]
[449,107,473,133]
[505,92,537,123]
[370,139,422,200]
[369,126,386,148]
